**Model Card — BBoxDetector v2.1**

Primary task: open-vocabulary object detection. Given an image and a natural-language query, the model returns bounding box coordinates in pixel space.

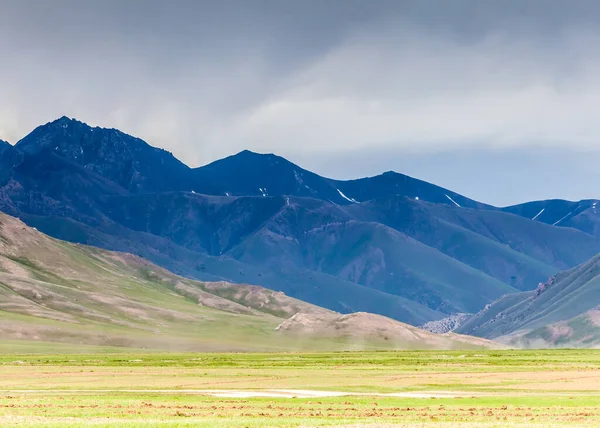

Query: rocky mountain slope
[0,211,499,351]
[420,313,472,334]
[2,117,600,325]
[457,253,600,342]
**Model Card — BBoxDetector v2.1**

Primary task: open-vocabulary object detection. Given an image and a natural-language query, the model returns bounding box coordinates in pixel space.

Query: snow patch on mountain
[445,194,461,207]
[532,208,545,221]
[293,170,303,184]
[337,189,359,204]
[553,211,573,226]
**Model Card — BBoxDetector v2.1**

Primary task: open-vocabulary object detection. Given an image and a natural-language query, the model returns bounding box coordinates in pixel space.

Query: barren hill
[0,212,500,351]
[276,312,505,350]
[0,211,327,351]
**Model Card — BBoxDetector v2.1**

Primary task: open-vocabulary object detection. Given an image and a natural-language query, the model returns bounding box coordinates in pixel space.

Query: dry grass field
[1,349,600,427]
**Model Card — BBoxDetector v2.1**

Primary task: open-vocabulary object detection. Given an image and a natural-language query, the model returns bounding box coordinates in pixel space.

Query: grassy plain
[1,349,600,427]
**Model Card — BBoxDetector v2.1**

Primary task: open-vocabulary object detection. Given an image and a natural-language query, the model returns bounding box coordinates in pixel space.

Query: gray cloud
[2,0,600,204]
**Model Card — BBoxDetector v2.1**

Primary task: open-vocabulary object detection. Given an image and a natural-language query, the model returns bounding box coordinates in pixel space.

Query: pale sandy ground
[305,425,596,428]
[0,418,594,428]
[0,388,485,398]
[0,419,586,427]
[203,389,475,398]
[8,387,599,398]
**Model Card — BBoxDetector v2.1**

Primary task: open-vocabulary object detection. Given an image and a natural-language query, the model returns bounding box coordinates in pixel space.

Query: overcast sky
[2,0,600,206]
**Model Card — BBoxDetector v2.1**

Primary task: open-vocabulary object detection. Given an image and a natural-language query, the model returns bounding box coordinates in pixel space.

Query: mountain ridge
[13,117,490,208]
[3,116,600,326]
[503,199,600,236]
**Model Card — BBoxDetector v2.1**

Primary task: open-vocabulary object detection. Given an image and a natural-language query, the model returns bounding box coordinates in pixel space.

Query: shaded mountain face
[192,150,488,208]
[0,139,11,153]
[2,117,600,327]
[346,196,600,290]
[335,172,490,210]
[503,199,600,236]
[191,150,346,202]
[16,117,193,193]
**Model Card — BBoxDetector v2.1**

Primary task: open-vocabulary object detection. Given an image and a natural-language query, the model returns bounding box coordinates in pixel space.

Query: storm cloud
[2,0,600,205]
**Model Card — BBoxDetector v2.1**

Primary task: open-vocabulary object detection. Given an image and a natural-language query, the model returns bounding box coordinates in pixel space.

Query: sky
[2,0,600,206]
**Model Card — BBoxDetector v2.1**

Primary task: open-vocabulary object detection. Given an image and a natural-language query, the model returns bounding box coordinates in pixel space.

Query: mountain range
[0,210,500,351]
[2,116,600,327]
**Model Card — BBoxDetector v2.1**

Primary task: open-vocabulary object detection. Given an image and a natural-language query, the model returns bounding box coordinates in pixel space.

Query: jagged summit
[20,116,98,142]
[42,115,113,129]
[17,116,136,148]
[15,116,192,193]
[52,115,79,124]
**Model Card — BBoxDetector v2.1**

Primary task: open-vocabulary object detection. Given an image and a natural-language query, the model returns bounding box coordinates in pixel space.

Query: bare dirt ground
[5,366,600,392]
[1,388,479,399]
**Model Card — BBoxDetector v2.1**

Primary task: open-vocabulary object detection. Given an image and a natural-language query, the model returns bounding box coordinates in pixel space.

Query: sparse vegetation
[1,350,600,426]
[0,212,498,352]
[5,255,38,270]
